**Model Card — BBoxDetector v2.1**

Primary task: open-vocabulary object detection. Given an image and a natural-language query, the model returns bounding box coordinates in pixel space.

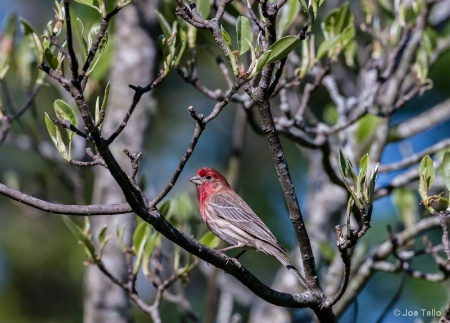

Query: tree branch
[0,182,131,215]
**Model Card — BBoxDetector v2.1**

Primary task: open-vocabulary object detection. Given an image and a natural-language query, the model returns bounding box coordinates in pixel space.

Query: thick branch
[389,97,450,142]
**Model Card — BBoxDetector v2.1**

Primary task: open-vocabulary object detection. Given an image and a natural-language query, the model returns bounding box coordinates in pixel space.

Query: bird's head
[190,167,230,194]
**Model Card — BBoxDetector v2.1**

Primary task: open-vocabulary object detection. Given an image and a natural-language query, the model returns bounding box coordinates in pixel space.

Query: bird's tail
[268,246,311,290]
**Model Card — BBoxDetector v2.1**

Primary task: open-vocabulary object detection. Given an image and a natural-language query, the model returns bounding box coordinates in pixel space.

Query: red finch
[190,167,310,289]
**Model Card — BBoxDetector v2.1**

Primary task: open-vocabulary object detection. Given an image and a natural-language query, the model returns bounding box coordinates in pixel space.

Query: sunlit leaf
[76,18,88,58]
[237,16,253,56]
[101,81,110,112]
[368,163,378,204]
[143,231,160,277]
[265,36,299,65]
[45,113,69,160]
[338,148,362,208]
[277,0,300,37]
[221,26,238,75]
[54,99,77,135]
[196,0,210,19]
[392,188,418,229]
[318,240,335,262]
[97,225,110,259]
[358,154,369,197]
[250,50,271,78]
[62,215,96,261]
[317,2,355,60]
[155,11,172,39]
[418,155,434,200]
[132,222,150,275]
[115,223,128,253]
[73,0,101,13]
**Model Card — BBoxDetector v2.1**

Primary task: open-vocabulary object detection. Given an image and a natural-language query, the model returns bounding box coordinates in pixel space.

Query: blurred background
[1,0,450,322]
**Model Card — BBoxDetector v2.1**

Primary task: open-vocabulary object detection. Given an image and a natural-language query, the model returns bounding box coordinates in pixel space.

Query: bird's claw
[229,257,242,268]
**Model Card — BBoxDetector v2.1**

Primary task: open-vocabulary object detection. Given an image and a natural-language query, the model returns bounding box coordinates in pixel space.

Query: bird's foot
[229,257,242,269]
[218,252,242,269]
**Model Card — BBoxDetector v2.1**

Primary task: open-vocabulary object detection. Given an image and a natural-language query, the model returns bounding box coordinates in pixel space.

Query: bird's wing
[208,191,288,254]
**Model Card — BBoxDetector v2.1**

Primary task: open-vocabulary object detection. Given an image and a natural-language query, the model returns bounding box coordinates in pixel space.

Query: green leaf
[443,151,450,192]
[98,225,108,244]
[414,32,433,82]
[115,223,128,253]
[133,221,148,252]
[196,0,210,19]
[88,23,101,52]
[73,0,101,13]
[236,16,253,56]
[277,0,300,36]
[95,82,110,127]
[221,26,238,75]
[249,50,271,78]
[392,188,418,229]
[187,24,197,49]
[95,96,101,125]
[221,25,232,48]
[76,18,88,59]
[159,200,175,220]
[338,148,353,194]
[368,163,378,204]
[3,11,17,39]
[32,33,44,64]
[317,25,355,60]
[45,113,69,160]
[101,81,110,112]
[358,154,369,197]
[54,99,77,151]
[199,231,221,249]
[174,27,187,67]
[338,148,362,208]
[355,114,382,144]
[176,193,195,221]
[155,11,172,39]
[62,216,96,261]
[143,231,160,277]
[19,17,37,37]
[132,222,150,275]
[322,2,352,39]
[318,240,335,262]
[317,2,355,60]
[97,225,110,259]
[86,24,109,76]
[346,197,354,230]
[0,65,9,81]
[418,155,434,200]
[265,36,299,65]
[173,245,181,270]
[299,0,311,26]
[298,36,313,78]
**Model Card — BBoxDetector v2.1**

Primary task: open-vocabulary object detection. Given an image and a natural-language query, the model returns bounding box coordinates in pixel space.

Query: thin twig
[63,0,80,81]
[106,71,166,145]
[379,138,450,173]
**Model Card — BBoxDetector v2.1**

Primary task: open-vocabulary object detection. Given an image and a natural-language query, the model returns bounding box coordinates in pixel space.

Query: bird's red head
[190,167,230,198]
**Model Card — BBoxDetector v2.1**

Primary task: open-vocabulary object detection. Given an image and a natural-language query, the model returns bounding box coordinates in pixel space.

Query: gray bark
[83,1,159,322]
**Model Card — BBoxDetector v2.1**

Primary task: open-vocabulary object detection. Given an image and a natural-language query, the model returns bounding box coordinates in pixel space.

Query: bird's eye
[205,175,212,180]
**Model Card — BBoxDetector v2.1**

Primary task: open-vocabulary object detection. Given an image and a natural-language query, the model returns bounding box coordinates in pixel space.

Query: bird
[190,167,310,289]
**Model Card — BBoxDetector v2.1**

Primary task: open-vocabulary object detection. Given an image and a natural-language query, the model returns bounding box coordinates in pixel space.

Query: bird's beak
[190,175,202,185]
